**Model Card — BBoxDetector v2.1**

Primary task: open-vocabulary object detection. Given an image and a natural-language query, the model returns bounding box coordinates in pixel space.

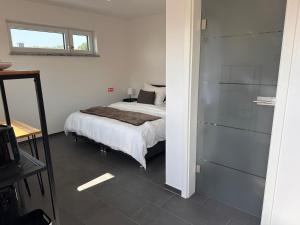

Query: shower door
[196,0,286,217]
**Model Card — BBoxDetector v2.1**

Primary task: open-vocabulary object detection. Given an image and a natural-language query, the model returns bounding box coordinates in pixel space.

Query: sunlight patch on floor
[77,173,115,191]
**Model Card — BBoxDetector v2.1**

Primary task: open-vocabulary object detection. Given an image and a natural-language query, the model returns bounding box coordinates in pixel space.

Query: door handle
[253,96,276,106]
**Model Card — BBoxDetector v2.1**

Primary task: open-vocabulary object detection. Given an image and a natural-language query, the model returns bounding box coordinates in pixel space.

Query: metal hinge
[201,19,207,30]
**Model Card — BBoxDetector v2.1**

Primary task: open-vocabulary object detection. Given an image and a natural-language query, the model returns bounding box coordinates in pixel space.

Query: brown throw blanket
[80,106,161,126]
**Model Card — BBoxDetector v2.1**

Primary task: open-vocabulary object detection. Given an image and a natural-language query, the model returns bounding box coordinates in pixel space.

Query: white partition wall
[165,0,201,197]
[262,0,300,224]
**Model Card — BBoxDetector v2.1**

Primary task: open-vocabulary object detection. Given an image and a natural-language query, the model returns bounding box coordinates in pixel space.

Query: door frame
[183,0,299,222]
[261,0,300,224]
[181,0,202,198]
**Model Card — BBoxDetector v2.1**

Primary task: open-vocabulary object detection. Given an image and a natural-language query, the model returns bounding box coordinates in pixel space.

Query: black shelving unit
[0,70,60,225]
[0,150,46,189]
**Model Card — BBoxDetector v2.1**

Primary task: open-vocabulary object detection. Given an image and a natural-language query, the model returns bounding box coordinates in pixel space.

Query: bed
[64,87,166,168]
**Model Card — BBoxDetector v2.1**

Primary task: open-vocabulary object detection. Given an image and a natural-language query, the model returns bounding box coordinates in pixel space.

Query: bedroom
[0,0,167,223]
[1,0,300,225]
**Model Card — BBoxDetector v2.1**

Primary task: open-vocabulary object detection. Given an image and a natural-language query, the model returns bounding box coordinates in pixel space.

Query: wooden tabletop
[0,120,41,139]
[0,70,40,76]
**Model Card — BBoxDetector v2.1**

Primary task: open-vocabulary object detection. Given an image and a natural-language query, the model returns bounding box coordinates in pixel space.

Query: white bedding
[64,102,166,168]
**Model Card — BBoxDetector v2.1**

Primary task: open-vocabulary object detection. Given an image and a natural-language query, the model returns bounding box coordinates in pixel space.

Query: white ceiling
[29,0,166,19]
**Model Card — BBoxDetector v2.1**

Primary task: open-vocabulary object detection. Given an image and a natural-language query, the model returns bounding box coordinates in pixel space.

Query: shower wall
[196,0,286,217]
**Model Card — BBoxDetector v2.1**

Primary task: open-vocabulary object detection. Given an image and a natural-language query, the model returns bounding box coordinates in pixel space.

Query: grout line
[149,202,194,225]
[226,218,233,225]
[131,204,148,218]
[133,172,174,193]
[189,195,209,208]
[111,205,141,225]
[159,193,176,207]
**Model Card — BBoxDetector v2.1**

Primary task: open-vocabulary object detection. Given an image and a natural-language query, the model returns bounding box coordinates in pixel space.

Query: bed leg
[73,133,78,143]
[102,146,108,156]
[98,144,107,156]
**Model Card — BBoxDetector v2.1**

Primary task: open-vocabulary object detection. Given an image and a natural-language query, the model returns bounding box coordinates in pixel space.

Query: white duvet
[64,102,166,168]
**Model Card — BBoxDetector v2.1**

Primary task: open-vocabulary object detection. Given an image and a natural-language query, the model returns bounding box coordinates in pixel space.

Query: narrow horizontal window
[7,21,98,56]
[10,29,66,50]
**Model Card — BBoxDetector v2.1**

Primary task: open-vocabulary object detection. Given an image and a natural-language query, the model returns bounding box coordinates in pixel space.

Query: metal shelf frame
[0,71,60,225]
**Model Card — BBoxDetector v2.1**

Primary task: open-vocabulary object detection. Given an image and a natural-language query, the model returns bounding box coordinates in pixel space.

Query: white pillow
[143,83,166,105]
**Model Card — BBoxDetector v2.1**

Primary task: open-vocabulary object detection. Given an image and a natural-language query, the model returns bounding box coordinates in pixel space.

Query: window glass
[10,28,65,49]
[73,34,89,51]
[7,22,96,55]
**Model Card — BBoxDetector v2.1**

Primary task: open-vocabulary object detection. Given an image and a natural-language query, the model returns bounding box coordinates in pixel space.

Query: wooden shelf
[0,70,40,76]
[0,120,41,139]
[0,150,46,189]
[0,70,40,80]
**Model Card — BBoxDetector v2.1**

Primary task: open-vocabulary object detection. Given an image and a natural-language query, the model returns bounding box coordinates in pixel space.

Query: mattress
[64,102,166,168]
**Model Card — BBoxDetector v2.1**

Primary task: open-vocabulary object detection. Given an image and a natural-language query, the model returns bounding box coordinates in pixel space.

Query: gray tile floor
[22,133,261,225]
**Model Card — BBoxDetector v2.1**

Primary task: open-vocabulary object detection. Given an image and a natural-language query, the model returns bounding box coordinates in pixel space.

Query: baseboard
[164,184,181,196]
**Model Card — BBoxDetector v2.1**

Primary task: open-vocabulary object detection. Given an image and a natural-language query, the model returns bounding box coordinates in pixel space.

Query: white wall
[127,14,166,93]
[165,0,200,194]
[0,0,130,133]
[0,0,166,134]
[262,0,300,224]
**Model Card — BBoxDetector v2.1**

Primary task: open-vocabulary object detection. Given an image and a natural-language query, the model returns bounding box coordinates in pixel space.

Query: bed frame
[71,132,165,161]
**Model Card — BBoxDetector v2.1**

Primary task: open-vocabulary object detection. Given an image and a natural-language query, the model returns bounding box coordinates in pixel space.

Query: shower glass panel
[196,0,286,217]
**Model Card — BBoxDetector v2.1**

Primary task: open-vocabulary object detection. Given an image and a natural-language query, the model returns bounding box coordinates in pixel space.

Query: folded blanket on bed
[80,106,161,126]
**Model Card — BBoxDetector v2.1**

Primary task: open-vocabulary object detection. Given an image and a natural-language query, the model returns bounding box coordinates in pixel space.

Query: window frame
[7,21,97,56]
[69,30,94,54]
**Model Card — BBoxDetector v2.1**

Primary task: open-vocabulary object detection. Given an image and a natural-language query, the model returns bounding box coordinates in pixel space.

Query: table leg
[27,136,35,156]
[31,135,45,196]
[23,179,31,197]
[35,75,59,223]
[16,182,25,211]
[26,135,45,196]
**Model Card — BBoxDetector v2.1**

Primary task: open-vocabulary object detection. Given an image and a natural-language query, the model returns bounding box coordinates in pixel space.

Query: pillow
[143,83,166,105]
[137,90,156,105]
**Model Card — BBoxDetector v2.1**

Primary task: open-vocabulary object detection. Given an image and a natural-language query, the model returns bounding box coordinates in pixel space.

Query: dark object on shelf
[0,125,20,168]
[14,209,51,225]
[0,186,19,225]
[123,98,137,102]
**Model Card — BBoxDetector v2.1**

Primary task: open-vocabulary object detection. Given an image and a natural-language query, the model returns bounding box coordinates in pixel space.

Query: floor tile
[122,176,174,207]
[57,184,101,219]
[132,203,192,225]
[81,200,138,225]
[23,133,261,225]
[163,195,232,225]
[189,192,209,206]
[103,190,147,217]
[227,210,261,225]
[59,209,84,225]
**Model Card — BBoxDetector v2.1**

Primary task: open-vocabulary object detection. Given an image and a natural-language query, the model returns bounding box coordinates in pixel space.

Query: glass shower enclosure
[196,0,286,217]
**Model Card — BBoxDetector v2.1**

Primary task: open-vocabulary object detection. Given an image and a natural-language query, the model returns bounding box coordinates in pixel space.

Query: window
[72,34,89,51]
[7,21,97,56]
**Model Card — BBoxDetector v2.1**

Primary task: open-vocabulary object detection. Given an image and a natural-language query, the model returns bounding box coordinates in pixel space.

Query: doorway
[196,0,286,217]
